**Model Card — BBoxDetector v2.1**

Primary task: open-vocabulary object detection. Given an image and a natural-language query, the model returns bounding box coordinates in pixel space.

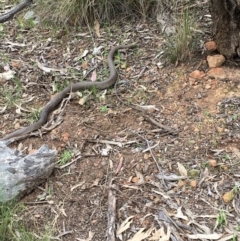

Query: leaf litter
[0,1,239,240]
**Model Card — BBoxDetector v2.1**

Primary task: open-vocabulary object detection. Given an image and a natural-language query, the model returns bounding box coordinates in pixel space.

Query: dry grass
[36,0,158,26]
[35,0,199,63]
[164,8,197,63]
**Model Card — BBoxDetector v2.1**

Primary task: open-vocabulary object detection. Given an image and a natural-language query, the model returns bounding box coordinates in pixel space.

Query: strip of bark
[107,182,116,241]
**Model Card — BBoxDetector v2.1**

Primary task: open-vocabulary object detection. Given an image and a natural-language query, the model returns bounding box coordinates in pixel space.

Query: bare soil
[0,6,240,241]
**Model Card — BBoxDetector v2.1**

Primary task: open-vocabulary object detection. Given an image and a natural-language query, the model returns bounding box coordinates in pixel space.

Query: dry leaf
[81,61,88,69]
[0,105,7,113]
[116,216,134,235]
[80,49,89,58]
[94,20,101,37]
[71,181,85,192]
[149,226,171,241]
[218,234,235,241]
[90,71,97,82]
[222,191,234,203]
[37,61,67,74]
[92,46,103,55]
[135,171,145,185]
[0,70,15,80]
[151,189,170,199]
[127,227,154,241]
[190,180,197,188]
[91,178,100,187]
[62,132,70,141]
[101,144,112,156]
[177,162,188,177]
[79,95,89,105]
[11,60,22,69]
[159,226,171,241]
[188,220,212,234]
[187,233,222,239]
[149,227,165,240]
[229,146,240,160]
[175,207,188,221]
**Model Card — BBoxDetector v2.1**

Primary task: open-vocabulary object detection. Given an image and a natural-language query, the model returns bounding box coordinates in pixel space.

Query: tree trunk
[209,0,240,58]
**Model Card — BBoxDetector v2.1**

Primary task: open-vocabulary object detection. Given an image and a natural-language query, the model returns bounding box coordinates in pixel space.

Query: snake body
[1,43,136,141]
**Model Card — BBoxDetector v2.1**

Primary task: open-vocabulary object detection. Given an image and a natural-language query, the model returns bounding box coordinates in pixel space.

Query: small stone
[208,159,217,167]
[205,41,217,52]
[189,77,197,85]
[14,122,20,129]
[131,176,139,183]
[194,127,199,132]
[143,153,149,159]
[178,180,186,187]
[207,54,225,68]
[207,67,226,79]
[190,180,197,188]
[205,84,211,89]
[216,127,223,133]
[189,70,206,79]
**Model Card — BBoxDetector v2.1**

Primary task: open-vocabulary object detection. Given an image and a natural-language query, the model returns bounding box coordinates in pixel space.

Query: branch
[0,0,33,23]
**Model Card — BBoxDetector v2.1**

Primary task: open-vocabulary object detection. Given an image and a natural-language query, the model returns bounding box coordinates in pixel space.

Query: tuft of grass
[0,200,57,240]
[0,200,36,241]
[28,108,41,124]
[99,105,108,113]
[52,79,70,93]
[35,0,158,26]
[1,78,23,107]
[216,209,227,227]
[165,8,197,63]
[59,150,72,165]
[0,200,16,240]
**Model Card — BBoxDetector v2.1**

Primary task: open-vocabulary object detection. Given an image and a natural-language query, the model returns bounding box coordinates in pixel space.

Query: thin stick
[107,181,117,241]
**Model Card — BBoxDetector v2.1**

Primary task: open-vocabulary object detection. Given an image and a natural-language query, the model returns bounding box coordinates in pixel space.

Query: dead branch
[0,0,33,23]
[107,182,117,241]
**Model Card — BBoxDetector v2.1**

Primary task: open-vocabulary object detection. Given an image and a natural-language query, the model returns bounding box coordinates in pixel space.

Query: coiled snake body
[1,43,136,141]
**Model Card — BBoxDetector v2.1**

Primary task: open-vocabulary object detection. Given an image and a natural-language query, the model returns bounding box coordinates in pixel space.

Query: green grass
[1,78,23,107]
[52,79,70,93]
[28,108,41,124]
[59,150,72,165]
[165,8,197,63]
[0,199,57,241]
[99,105,108,113]
[35,0,163,26]
[0,200,34,241]
[217,209,227,227]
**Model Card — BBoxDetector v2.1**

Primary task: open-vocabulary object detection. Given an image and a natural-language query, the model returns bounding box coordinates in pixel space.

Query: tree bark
[0,141,57,202]
[209,0,240,58]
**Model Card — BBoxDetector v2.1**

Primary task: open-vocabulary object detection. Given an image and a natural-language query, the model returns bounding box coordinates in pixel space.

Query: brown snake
[1,43,137,141]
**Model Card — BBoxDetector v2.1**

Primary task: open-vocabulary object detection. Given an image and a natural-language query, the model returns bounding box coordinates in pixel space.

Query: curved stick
[0,0,32,23]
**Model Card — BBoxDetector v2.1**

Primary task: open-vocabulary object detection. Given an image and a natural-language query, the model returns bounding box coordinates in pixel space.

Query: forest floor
[0,3,240,241]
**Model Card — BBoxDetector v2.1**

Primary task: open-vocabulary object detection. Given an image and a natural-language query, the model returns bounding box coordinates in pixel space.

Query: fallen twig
[84,139,137,148]
[0,0,32,23]
[107,181,117,241]
[133,131,168,190]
